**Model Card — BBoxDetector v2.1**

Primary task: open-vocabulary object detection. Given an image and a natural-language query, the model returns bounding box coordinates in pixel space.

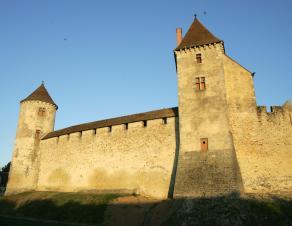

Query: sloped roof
[20,84,58,109]
[42,107,178,140]
[175,18,222,50]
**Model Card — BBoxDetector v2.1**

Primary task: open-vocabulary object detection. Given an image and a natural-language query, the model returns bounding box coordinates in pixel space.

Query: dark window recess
[162,118,167,124]
[143,120,147,127]
[196,53,202,63]
[124,123,129,130]
[108,126,112,132]
[195,77,206,91]
[38,107,46,117]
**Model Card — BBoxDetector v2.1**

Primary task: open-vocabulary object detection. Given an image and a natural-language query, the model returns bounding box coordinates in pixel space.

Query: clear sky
[0,0,291,167]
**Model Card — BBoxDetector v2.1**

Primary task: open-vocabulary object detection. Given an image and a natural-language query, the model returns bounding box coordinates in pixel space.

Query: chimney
[176,28,182,46]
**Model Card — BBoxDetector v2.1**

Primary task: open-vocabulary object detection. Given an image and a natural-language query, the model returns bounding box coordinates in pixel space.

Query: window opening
[195,77,206,91]
[196,53,202,63]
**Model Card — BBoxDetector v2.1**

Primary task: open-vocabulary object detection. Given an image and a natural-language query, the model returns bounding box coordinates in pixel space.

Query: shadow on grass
[0,192,291,226]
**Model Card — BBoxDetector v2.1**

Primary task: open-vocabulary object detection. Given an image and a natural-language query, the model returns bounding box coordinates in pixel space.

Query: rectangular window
[38,107,46,117]
[195,77,206,91]
[162,117,167,125]
[143,120,147,127]
[124,123,128,130]
[108,126,112,132]
[196,53,202,63]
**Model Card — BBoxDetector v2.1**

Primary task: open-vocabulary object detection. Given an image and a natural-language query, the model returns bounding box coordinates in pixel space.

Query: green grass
[0,191,120,225]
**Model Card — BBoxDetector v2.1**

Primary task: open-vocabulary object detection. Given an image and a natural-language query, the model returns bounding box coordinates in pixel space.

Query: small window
[195,77,206,91]
[35,130,41,139]
[196,53,202,63]
[162,118,167,125]
[108,126,112,132]
[200,138,208,151]
[124,123,128,130]
[143,120,147,127]
[38,107,46,117]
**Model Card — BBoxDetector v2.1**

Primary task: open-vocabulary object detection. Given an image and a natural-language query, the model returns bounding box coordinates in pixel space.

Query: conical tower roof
[20,83,58,109]
[175,18,222,50]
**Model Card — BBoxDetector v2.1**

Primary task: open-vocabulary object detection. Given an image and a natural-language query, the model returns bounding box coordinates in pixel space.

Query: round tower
[6,83,57,195]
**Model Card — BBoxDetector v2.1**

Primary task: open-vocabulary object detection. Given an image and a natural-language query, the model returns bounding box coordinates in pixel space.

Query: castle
[6,19,292,198]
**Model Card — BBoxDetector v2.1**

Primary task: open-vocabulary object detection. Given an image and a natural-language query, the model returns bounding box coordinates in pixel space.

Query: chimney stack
[176,28,182,46]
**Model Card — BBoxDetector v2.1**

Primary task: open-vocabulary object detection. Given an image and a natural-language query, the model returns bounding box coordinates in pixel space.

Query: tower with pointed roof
[6,84,57,194]
[173,18,243,197]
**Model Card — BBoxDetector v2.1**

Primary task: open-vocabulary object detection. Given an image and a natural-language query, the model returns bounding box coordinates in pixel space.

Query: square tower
[173,19,242,197]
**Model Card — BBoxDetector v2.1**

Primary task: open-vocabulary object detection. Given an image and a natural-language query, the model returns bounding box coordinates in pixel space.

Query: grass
[0,192,292,226]
[0,191,120,225]
[162,193,292,226]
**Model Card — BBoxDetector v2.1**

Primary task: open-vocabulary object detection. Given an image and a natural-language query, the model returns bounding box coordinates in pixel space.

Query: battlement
[43,116,177,146]
[42,107,178,140]
[257,105,283,113]
[256,104,291,125]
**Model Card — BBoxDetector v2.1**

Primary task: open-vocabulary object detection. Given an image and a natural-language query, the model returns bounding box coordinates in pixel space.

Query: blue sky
[0,0,291,167]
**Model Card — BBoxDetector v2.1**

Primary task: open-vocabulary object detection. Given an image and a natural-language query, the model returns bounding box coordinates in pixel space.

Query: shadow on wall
[0,192,292,226]
[167,116,180,198]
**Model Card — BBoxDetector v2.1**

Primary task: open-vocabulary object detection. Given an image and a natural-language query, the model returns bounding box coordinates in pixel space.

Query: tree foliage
[1,162,11,173]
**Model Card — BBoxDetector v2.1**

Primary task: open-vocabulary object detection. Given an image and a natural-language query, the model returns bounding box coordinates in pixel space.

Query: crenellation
[270,106,283,113]
[58,134,68,143]
[81,130,95,143]
[147,118,162,127]
[255,105,291,125]
[69,132,82,142]
[111,124,124,133]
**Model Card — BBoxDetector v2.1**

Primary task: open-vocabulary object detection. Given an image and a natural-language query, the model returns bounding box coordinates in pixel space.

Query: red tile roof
[175,19,222,50]
[21,84,58,109]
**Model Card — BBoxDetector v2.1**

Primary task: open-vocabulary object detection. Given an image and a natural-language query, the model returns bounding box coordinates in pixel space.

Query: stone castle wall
[231,105,292,194]
[223,55,292,195]
[36,116,179,199]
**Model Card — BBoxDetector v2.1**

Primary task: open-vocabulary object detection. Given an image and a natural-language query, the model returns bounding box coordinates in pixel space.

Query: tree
[1,162,11,173]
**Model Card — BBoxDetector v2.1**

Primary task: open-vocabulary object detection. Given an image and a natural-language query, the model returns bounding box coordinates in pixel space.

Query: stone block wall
[174,148,242,197]
[224,54,292,195]
[36,117,179,199]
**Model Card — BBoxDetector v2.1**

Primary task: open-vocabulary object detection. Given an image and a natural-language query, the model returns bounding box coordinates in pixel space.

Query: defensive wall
[37,109,179,199]
[223,54,292,195]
